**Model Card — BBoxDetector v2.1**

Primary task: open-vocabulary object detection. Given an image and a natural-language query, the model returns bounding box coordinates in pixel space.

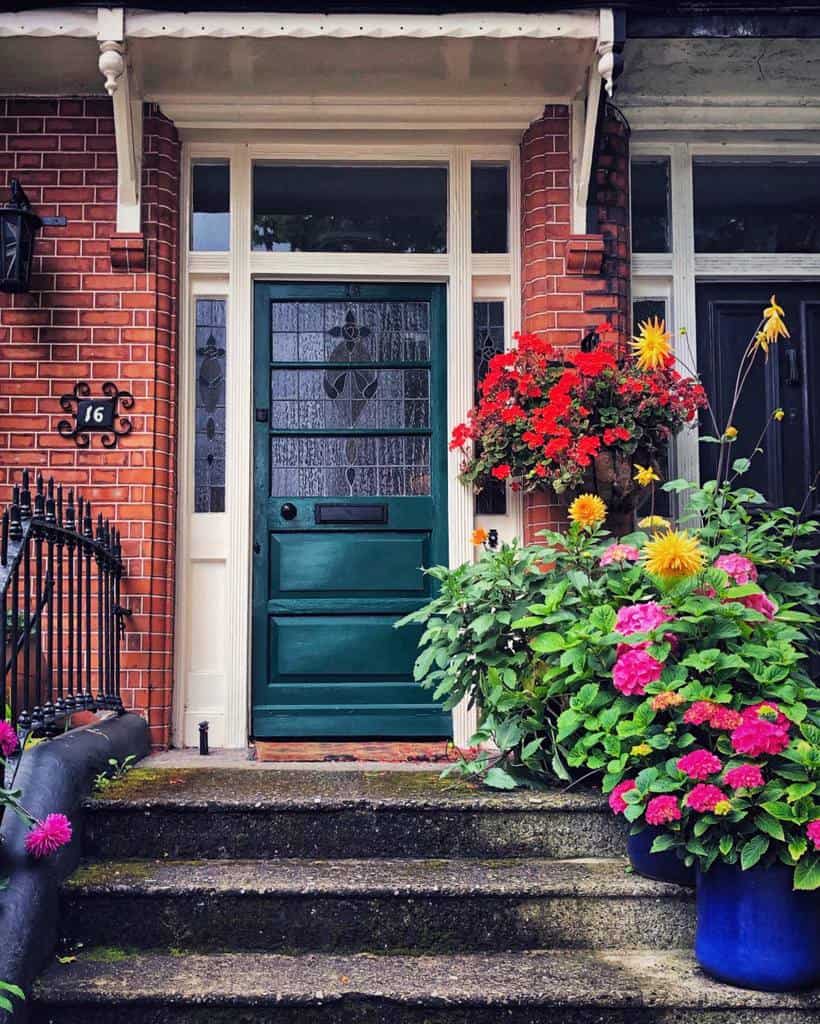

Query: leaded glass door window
[252,282,449,739]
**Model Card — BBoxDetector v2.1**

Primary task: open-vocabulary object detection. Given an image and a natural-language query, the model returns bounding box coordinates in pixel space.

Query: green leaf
[470,613,496,637]
[719,834,733,857]
[521,737,543,761]
[755,812,785,842]
[793,854,820,891]
[786,782,816,803]
[760,801,796,822]
[788,836,808,862]
[732,457,751,475]
[530,632,566,654]
[551,751,571,782]
[650,833,678,853]
[740,835,770,870]
[556,708,583,743]
[589,605,617,633]
[484,766,518,790]
[494,720,523,751]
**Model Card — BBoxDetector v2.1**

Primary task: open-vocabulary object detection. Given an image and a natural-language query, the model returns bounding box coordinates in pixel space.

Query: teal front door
[252,283,450,738]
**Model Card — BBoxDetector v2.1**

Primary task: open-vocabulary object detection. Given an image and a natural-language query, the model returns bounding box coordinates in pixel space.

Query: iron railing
[1,470,129,738]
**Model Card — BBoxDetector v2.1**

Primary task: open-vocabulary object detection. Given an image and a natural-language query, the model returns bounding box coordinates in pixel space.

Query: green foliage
[93,754,137,793]
[0,980,24,1014]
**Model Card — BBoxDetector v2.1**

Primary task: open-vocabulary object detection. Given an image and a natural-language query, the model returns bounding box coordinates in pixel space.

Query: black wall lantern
[0,180,42,294]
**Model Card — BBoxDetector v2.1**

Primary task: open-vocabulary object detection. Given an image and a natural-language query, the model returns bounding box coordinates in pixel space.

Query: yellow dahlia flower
[773,408,785,422]
[644,529,706,581]
[724,425,738,439]
[634,464,661,487]
[631,317,672,371]
[567,493,607,530]
[761,294,789,346]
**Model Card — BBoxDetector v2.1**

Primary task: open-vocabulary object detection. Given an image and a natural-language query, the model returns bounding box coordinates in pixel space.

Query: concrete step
[32,949,820,1023]
[82,768,622,860]
[60,857,694,953]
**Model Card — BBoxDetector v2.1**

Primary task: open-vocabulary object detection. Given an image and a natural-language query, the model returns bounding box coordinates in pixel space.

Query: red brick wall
[519,103,631,542]
[0,97,180,747]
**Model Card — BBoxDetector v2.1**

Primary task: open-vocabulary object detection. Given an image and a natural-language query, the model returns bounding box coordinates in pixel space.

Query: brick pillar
[519,105,632,543]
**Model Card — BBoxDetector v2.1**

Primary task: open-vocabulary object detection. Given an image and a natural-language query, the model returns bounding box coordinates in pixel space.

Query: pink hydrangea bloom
[740,592,778,620]
[714,554,758,585]
[615,601,673,636]
[677,749,723,780]
[24,813,73,859]
[609,778,637,815]
[600,543,641,567]
[645,795,682,825]
[0,720,18,758]
[808,820,820,852]
[685,783,728,813]
[612,647,664,696]
[724,764,765,790]
[683,701,742,731]
[731,702,791,758]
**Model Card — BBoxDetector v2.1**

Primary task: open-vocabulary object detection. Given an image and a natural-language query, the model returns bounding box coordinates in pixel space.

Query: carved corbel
[596,9,625,99]
[97,38,142,236]
[98,40,126,96]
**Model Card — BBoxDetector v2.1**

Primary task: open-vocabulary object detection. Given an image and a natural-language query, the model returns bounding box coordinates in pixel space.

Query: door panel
[252,283,449,738]
[696,284,819,512]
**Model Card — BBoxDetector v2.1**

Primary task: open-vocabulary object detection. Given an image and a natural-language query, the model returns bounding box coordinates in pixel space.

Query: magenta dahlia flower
[645,795,681,825]
[723,764,765,790]
[808,820,820,852]
[614,601,672,636]
[677,749,723,780]
[612,647,664,696]
[608,778,637,815]
[24,813,73,859]
[0,720,18,758]
[685,783,728,813]
[714,554,758,585]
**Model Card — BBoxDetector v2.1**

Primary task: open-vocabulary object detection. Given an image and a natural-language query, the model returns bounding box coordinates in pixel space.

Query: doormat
[253,740,476,764]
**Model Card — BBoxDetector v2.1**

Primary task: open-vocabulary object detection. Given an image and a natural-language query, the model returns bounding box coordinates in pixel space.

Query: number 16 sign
[58,381,134,448]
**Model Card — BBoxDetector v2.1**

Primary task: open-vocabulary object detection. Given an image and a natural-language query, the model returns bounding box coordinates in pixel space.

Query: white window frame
[631,139,820,492]
[175,139,520,749]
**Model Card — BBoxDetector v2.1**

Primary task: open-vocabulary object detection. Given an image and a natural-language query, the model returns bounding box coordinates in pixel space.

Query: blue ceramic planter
[627,826,695,886]
[696,859,820,991]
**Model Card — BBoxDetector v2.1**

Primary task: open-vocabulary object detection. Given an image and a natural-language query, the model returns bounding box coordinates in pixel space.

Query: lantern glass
[0,208,38,293]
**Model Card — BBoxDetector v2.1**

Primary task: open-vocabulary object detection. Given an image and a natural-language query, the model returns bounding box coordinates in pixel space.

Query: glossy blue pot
[627,826,695,886]
[696,860,820,991]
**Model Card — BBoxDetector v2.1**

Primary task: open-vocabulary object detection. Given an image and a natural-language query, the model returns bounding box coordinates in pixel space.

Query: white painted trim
[154,97,552,135]
[249,252,450,280]
[98,36,143,233]
[574,66,603,234]
[0,10,97,36]
[126,11,600,41]
[694,255,820,277]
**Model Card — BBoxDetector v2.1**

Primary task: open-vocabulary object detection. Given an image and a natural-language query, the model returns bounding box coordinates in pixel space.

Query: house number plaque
[58,381,134,448]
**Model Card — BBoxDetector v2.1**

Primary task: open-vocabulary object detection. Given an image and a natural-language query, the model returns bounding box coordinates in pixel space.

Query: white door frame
[174,139,521,749]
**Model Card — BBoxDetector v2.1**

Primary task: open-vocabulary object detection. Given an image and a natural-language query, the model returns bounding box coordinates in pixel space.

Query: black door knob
[280,502,297,521]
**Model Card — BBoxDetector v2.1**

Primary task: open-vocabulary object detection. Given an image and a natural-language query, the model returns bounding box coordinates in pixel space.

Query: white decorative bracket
[98,10,142,234]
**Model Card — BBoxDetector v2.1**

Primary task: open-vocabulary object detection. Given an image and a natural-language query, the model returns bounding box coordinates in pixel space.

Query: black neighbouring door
[696,283,819,514]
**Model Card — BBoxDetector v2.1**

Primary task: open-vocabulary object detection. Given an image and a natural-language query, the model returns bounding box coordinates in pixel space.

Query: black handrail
[1,470,130,739]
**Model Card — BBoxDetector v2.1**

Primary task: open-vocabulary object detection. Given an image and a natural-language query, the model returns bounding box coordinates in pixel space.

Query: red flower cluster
[452,329,706,493]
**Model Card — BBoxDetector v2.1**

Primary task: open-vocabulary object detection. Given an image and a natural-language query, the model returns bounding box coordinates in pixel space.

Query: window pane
[194,298,227,512]
[694,159,820,253]
[473,300,507,515]
[472,164,508,253]
[631,158,671,253]
[191,163,230,252]
[252,164,447,253]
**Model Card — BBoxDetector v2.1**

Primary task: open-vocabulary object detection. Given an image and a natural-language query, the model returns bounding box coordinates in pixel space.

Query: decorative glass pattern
[473,301,507,515]
[268,300,433,497]
[631,158,671,254]
[194,298,227,513]
[252,165,447,253]
[694,158,820,253]
[270,435,430,498]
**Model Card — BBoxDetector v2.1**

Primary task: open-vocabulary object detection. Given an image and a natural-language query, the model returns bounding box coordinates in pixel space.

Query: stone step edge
[63,856,692,901]
[33,949,820,1010]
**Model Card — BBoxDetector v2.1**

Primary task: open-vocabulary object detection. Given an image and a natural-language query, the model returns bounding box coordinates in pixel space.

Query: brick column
[519,103,631,544]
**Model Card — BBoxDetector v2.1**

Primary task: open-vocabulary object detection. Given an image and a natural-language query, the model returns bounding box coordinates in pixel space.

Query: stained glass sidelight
[269,300,433,498]
[194,298,227,512]
[473,301,507,515]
